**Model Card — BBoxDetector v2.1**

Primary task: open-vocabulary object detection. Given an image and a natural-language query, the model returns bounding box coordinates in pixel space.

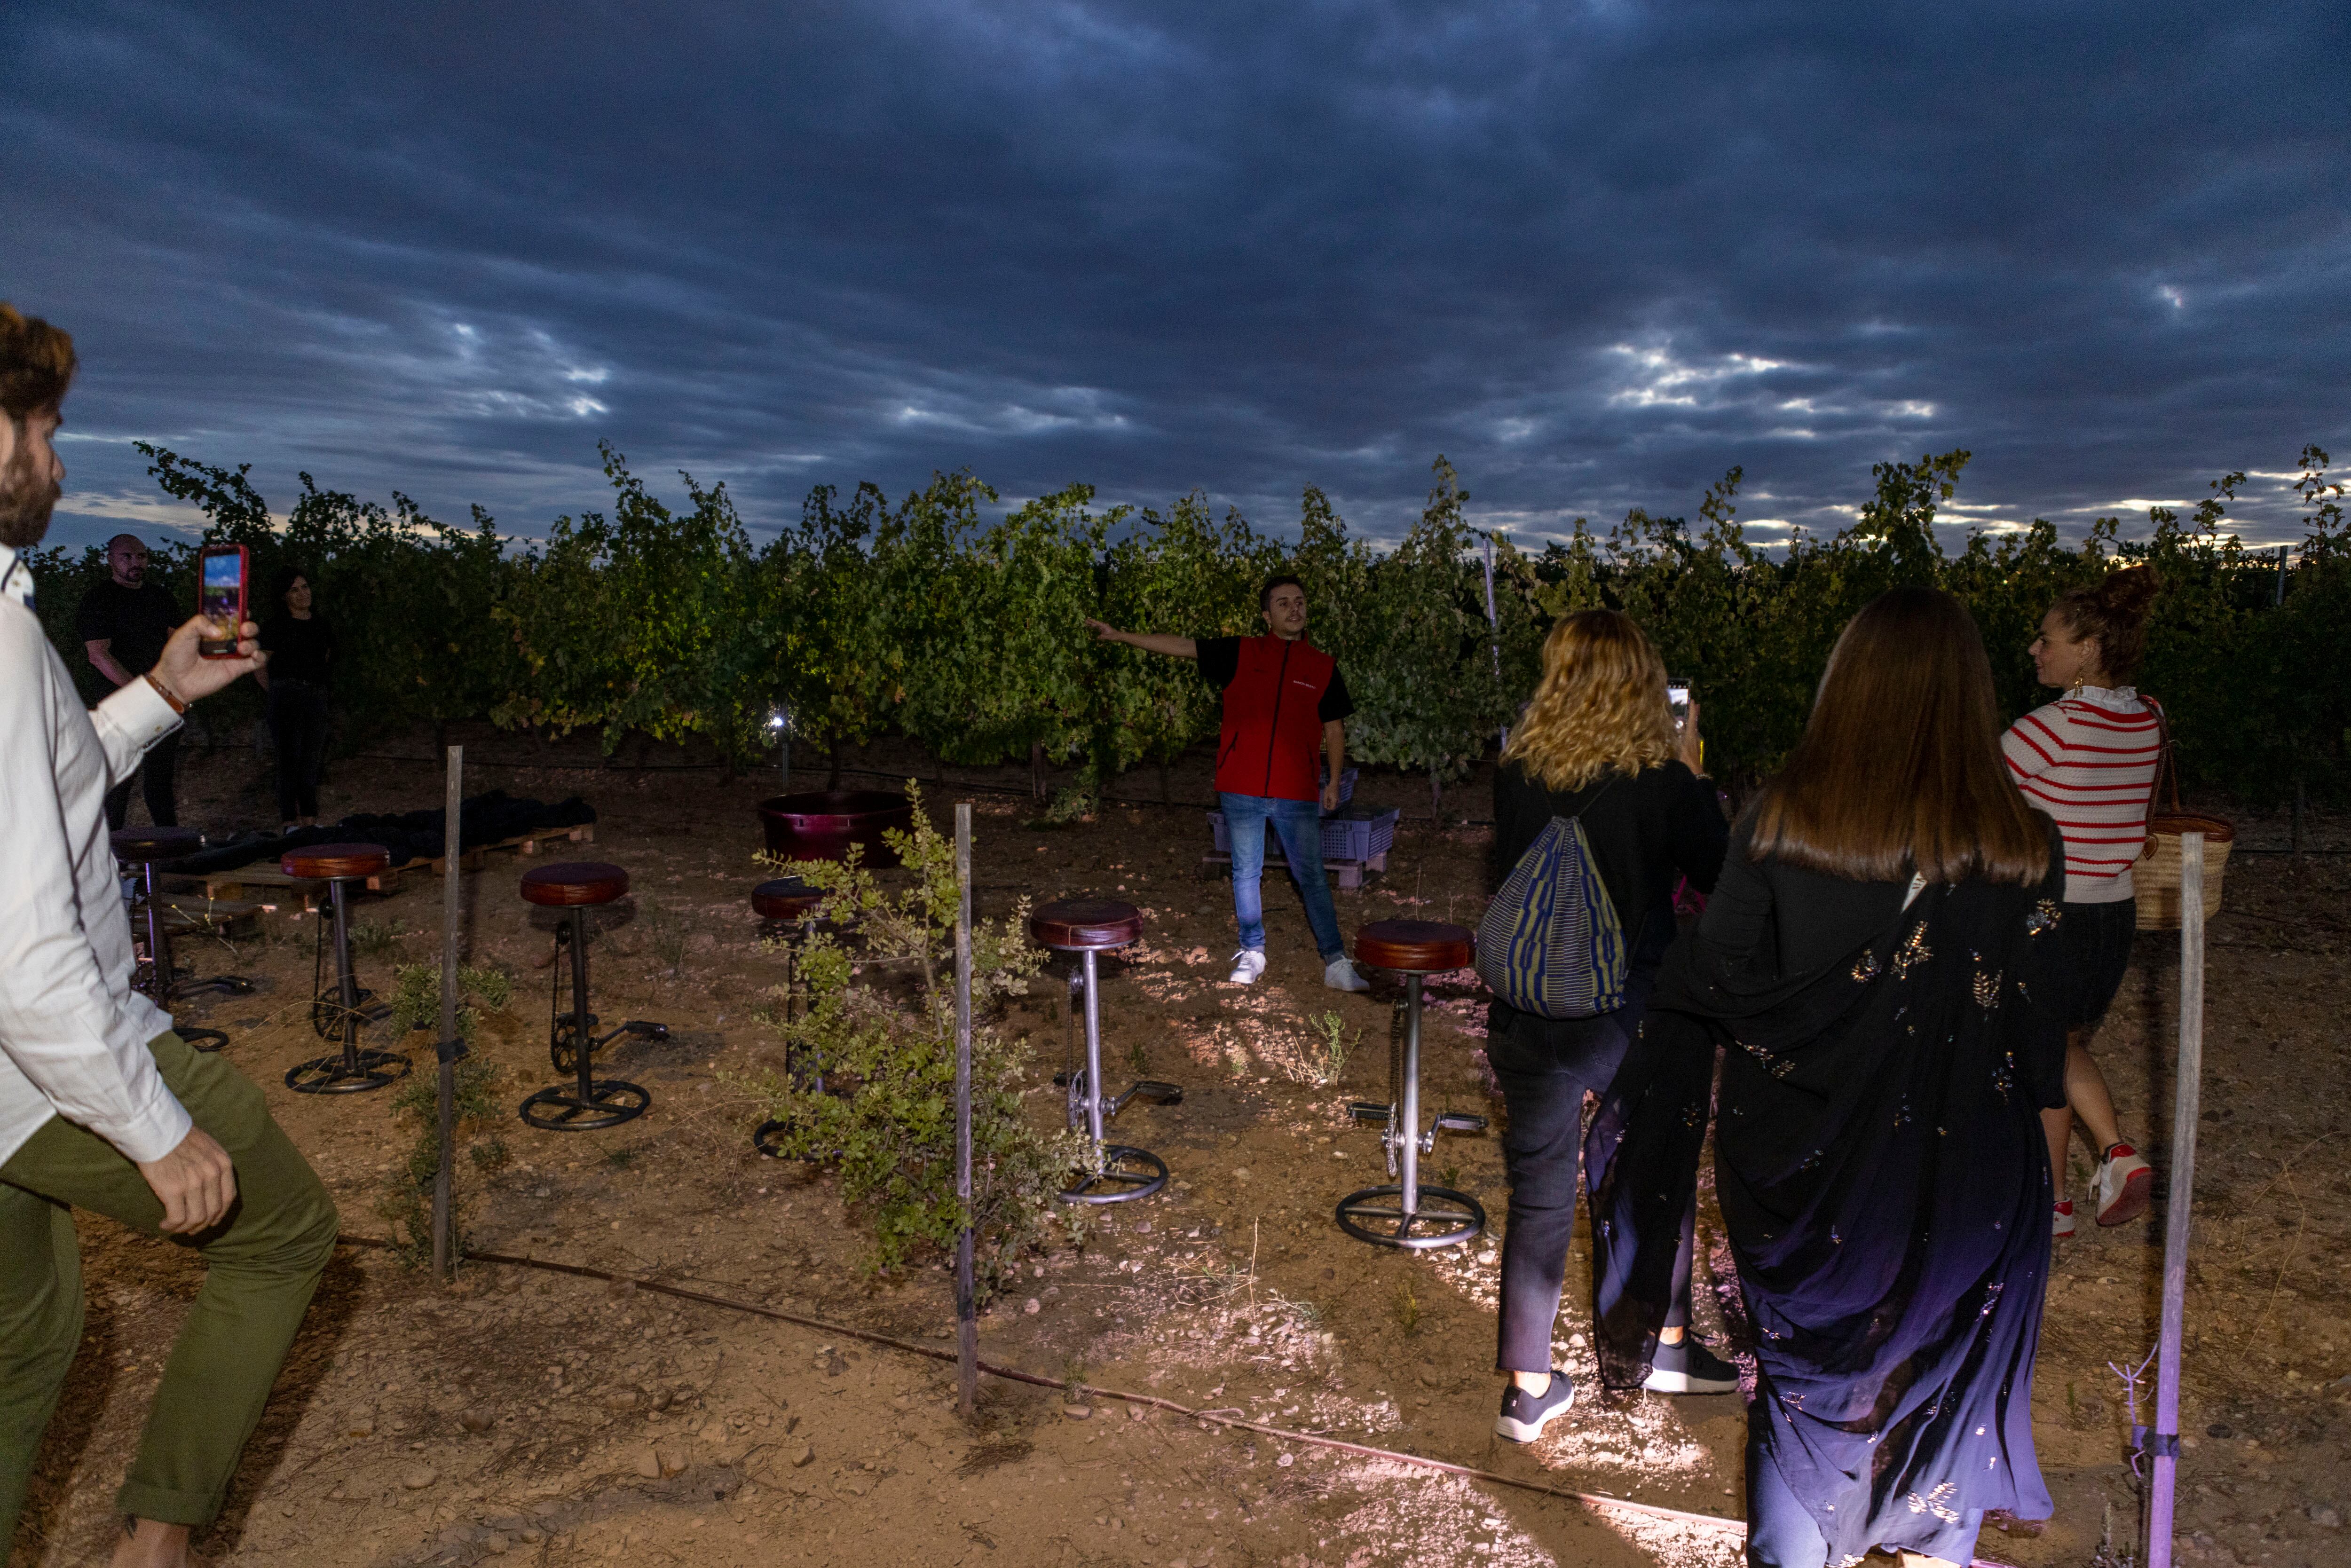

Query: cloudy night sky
[6,1,2345,555]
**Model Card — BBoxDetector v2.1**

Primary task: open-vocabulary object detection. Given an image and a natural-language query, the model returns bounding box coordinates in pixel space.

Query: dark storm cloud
[6,0,2345,553]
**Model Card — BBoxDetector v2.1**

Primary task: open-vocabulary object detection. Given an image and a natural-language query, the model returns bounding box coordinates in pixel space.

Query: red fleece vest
[1214,635,1334,802]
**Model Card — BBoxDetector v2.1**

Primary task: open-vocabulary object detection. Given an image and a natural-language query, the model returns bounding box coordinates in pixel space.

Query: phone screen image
[1667,680,1691,731]
[197,548,245,656]
[199,551,241,624]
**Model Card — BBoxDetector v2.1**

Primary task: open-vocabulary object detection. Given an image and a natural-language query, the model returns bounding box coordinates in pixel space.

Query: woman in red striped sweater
[2001,565,2163,1237]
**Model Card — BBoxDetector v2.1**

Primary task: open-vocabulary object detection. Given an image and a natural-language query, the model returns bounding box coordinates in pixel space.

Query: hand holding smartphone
[1667,678,1692,731]
[197,544,249,658]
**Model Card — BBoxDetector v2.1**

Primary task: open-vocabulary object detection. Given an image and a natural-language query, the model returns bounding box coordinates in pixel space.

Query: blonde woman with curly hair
[1487,610,1730,1444]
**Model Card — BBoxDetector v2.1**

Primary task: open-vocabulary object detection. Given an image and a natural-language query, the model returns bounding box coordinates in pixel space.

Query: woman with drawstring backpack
[2000,565,2165,1237]
[1479,609,1730,1444]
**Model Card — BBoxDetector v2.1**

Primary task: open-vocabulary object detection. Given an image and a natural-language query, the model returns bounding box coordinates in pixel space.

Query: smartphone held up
[197,544,249,658]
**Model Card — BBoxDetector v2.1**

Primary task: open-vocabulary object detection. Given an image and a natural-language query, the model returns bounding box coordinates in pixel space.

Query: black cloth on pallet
[1586,817,2068,1566]
[162,791,598,873]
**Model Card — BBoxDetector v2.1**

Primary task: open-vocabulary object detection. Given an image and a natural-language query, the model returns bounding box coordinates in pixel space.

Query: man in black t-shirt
[1087,576,1370,992]
[78,533,184,828]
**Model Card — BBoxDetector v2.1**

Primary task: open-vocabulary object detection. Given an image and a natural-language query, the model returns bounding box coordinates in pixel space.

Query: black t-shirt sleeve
[1318,665,1355,724]
[75,584,112,645]
[1196,637,1240,691]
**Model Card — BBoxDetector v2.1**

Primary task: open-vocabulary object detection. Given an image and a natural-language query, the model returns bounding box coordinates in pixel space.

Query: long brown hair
[1500,609,1676,791]
[1749,588,2049,886]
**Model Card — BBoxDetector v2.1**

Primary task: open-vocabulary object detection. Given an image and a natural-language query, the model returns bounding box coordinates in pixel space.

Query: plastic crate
[1208,805,1398,864]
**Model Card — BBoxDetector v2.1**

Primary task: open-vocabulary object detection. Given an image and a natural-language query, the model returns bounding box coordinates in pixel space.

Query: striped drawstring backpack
[1474,784,1627,1019]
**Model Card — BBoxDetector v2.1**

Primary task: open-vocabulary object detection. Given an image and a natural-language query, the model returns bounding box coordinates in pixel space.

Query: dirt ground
[9,726,2347,1568]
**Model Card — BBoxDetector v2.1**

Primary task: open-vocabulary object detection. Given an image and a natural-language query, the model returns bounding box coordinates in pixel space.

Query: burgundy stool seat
[111,826,204,865]
[283,843,392,881]
[1354,918,1475,975]
[1030,897,1144,952]
[752,877,823,922]
[521,861,630,907]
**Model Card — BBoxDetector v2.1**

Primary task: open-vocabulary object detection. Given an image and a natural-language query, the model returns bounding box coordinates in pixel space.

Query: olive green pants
[0,1032,338,1536]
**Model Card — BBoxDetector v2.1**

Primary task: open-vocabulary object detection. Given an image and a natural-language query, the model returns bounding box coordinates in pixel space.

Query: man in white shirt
[0,303,338,1568]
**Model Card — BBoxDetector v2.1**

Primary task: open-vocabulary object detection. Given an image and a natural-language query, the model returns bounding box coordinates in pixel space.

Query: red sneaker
[2095,1144,2154,1227]
[2052,1199,2076,1239]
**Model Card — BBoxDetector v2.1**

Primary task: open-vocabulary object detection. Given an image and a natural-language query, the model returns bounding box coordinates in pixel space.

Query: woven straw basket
[2134,696,2233,931]
[2136,810,2233,930]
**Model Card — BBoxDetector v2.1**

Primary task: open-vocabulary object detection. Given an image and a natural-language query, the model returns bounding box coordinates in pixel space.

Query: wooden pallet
[185,823,597,906]
[1199,848,1389,891]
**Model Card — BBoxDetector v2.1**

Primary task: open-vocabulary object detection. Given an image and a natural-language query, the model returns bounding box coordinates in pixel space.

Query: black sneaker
[1494,1371,1576,1442]
[1643,1337,1740,1394]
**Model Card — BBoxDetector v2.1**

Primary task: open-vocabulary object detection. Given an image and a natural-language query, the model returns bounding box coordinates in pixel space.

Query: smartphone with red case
[196,544,249,658]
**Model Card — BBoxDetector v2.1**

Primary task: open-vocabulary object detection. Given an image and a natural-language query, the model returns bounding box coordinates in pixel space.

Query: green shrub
[735,785,1093,1301]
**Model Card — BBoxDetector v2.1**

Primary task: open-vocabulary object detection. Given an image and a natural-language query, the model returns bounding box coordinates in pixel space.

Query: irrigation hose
[335,1233,2004,1564]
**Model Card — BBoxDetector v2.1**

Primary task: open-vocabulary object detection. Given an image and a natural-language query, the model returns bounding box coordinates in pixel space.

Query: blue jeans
[1220,792,1346,962]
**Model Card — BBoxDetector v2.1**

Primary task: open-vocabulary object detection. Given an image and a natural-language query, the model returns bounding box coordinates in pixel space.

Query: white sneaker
[1323,957,1371,993]
[1226,949,1267,985]
[2095,1143,2154,1227]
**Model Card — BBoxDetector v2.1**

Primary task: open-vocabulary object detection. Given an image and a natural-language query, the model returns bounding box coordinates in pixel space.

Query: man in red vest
[1087,576,1370,991]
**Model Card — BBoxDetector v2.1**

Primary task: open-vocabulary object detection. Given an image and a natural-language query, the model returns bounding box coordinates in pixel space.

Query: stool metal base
[285,1048,411,1094]
[1061,1144,1168,1205]
[520,1079,650,1131]
[751,1118,798,1160]
[1335,1184,1485,1249]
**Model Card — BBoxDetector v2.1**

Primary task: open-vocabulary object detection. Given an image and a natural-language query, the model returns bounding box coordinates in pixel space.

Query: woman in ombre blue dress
[1588,589,2070,1568]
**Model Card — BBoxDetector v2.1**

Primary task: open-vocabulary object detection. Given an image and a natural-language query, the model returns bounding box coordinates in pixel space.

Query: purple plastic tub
[756,790,914,867]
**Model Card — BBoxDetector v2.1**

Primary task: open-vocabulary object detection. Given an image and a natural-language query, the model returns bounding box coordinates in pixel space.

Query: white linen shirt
[0,542,191,1167]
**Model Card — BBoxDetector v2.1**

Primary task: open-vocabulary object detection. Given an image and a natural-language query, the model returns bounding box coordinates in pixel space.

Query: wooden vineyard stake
[954,802,978,1418]
[2146,833,2205,1568]
[433,746,464,1282]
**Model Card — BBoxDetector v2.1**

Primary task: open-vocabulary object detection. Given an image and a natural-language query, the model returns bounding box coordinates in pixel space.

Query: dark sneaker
[1643,1337,1740,1394]
[1494,1371,1576,1443]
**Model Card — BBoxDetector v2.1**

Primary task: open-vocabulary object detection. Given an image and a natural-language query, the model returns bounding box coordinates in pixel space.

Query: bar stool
[1030,898,1182,1205]
[111,827,251,1055]
[1337,919,1488,1249]
[750,875,827,1160]
[518,862,663,1131]
[284,843,409,1093]
[752,876,825,1021]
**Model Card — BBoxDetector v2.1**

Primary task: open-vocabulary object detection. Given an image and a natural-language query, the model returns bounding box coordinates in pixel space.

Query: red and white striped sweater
[2001,688,2164,904]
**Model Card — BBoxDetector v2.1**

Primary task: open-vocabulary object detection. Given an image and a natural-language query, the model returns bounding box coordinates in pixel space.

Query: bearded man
[0,302,338,1568]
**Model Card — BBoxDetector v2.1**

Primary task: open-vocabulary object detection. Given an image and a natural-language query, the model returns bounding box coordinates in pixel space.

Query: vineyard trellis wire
[25,444,2347,809]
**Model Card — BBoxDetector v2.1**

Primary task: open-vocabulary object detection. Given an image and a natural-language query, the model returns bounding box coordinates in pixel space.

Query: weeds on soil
[379,962,515,1266]
[1393,1276,1423,1337]
[350,919,407,960]
[735,784,1095,1302]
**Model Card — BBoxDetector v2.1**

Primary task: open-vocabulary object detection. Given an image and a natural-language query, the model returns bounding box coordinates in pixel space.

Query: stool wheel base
[1060,1144,1168,1205]
[285,1050,411,1094]
[1334,1184,1485,1250]
[520,1080,650,1131]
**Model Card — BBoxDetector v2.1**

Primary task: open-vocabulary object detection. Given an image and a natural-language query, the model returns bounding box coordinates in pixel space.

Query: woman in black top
[1486,609,1729,1444]
[1587,590,2068,1568]
[255,566,336,831]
